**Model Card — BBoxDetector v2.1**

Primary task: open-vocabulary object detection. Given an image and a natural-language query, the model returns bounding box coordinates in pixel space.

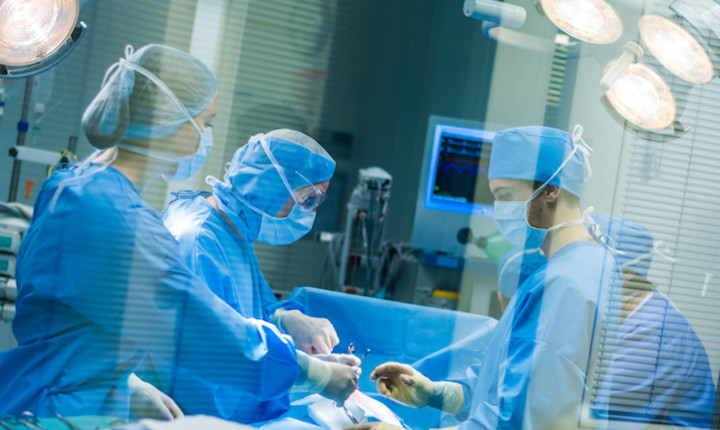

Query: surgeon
[1,44,356,420]
[160,129,356,421]
[346,126,619,430]
[592,215,715,428]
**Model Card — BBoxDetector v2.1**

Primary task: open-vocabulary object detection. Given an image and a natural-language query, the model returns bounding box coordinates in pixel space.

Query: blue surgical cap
[593,215,654,278]
[213,130,335,241]
[488,126,587,198]
[82,44,218,149]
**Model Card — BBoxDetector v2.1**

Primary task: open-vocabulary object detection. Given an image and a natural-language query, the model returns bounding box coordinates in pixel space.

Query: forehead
[489,178,532,194]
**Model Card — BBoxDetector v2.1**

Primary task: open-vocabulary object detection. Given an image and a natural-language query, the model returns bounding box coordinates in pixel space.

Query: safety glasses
[294,171,327,211]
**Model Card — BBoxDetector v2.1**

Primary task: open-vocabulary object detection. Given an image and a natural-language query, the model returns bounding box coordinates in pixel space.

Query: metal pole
[8,76,33,202]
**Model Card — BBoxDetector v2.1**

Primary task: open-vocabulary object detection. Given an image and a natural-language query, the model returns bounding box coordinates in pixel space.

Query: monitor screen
[425,124,495,215]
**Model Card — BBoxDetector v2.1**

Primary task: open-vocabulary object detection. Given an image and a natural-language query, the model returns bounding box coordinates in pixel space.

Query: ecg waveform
[432,134,493,205]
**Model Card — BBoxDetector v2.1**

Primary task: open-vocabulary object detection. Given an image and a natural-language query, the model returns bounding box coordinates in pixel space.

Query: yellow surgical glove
[370,362,463,414]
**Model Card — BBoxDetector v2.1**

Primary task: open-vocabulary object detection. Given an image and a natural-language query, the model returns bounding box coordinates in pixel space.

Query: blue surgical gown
[0,165,299,419]
[160,191,305,422]
[594,290,715,428]
[456,241,617,430]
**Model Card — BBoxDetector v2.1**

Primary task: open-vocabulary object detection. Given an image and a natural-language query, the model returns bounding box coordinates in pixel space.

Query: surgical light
[464,0,527,29]
[601,42,676,131]
[540,0,623,44]
[0,0,85,79]
[639,14,713,84]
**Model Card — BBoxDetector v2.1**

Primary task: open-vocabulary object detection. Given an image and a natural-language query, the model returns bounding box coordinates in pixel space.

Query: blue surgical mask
[227,189,316,245]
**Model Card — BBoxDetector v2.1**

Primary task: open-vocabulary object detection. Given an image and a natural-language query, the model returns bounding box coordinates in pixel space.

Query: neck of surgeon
[533,185,593,258]
[95,144,175,191]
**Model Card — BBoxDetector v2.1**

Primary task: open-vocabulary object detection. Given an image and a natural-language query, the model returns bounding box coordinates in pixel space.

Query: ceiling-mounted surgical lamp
[1,0,87,202]
[668,0,720,78]
[600,42,677,132]
[540,0,623,44]
[638,14,713,84]
[0,0,87,79]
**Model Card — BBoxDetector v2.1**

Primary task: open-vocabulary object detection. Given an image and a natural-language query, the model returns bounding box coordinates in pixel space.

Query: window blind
[585,12,720,425]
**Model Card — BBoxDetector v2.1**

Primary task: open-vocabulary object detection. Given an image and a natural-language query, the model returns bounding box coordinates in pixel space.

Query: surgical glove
[371,362,464,414]
[296,351,358,406]
[273,308,339,354]
[128,373,184,420]
[315,353,361,369]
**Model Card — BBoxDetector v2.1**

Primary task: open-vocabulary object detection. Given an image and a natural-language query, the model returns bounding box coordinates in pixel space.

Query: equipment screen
[425,124,495,215]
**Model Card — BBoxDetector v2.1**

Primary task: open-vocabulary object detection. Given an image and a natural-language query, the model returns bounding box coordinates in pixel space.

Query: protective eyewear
[294,171,327,211]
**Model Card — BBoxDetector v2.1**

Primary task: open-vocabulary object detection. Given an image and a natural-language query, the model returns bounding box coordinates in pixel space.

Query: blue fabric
[1,165,298,419]
[488,126,586,198]
[160,191,306,423]
[290,287,498,429]
[496,247,547,298]
[594,291,716,428]
[593,214,654,278]
[212,135,335,243]
[458,242,618,429]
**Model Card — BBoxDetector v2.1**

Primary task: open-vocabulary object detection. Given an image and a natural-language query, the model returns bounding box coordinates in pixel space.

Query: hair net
[82,44,218,149]
[488,126,588,198]
[211,130,335,241]
[592,215,654,278]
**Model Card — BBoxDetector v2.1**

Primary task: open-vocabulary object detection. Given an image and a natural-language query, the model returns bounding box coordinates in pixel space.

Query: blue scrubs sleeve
[56,192,299,401]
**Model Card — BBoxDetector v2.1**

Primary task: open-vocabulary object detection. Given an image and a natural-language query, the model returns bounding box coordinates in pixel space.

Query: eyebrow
[491,187,512,195]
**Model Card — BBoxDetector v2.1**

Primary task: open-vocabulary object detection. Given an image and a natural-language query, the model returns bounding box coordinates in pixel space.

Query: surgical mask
[119,125,213,182]
[498,248,546,297]
[493,125,592,249]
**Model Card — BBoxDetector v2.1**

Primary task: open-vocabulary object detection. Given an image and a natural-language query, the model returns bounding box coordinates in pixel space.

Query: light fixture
[639,14,713,84]
[540,0,623,44]
[600,42,676,131]
[463,0,527,29]
[481,22,557,53]
[0,0,86,79]
[2,0,87,202]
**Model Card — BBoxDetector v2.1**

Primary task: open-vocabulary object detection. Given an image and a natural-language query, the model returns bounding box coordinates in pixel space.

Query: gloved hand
[314,353,362,368]
[273,309,339,354]
[322,361,359,405]
[296,352,358,406]
[128,373,183,420]
[371,362,463,414]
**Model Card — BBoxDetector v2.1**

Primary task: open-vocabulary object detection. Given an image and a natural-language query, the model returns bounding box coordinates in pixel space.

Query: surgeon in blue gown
[347,126,620,430]
[160,129,358,422]
[592,215,715,428]
[0,44,356,420]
